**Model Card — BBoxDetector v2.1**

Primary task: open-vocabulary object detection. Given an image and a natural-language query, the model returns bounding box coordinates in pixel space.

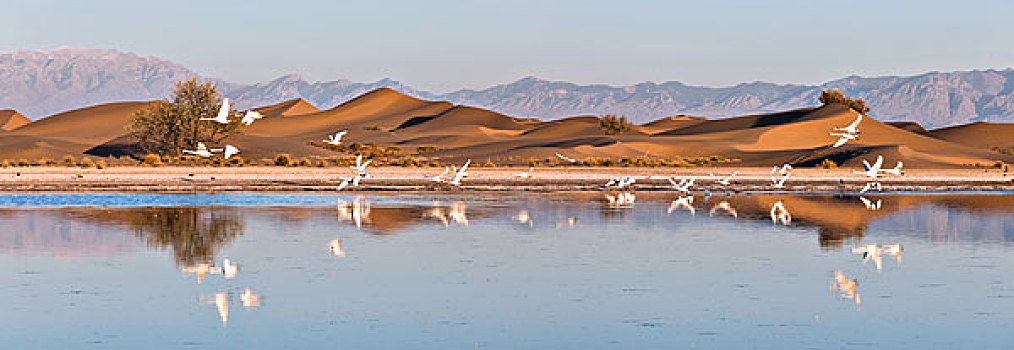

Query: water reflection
[127,207,244,266]
[1,193,1013,347]
[830,270,861,308]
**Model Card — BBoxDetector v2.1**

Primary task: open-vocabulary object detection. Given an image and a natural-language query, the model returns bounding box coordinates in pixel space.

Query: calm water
[0,192,1012,349]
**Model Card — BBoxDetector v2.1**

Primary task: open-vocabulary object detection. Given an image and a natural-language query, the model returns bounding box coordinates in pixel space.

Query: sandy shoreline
[0,166,1010,193]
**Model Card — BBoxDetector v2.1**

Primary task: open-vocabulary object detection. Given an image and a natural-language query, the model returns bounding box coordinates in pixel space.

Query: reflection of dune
[0,209,141,257]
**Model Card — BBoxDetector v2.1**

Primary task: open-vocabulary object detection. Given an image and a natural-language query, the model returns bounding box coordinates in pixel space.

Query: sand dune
[927,122,1014,151]
[3,88,1012,168]
[253,98,320,118]
[0,110,31,131]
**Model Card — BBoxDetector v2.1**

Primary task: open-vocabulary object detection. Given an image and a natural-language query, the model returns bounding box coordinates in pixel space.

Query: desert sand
[1,87,1013,175]
[0,166,1010,192]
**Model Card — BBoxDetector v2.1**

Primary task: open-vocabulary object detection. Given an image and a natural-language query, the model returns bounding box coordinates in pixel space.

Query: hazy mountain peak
[2,47,1013,128]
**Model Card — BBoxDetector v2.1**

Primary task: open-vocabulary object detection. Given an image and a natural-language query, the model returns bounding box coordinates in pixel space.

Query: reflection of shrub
[819,159,838,169]
[599,114,633,135]
[274,153,292,166]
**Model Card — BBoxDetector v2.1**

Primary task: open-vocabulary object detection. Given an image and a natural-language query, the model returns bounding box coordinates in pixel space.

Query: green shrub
[298,158,312,167]
[819,89,871,114]
[0,160,10,168]
[95,160,107,169]
[274,153,292,166]
[79,157,95,168]
[416,145,442,153]
[62,155,76,167]
[819,159,838,169]
[363,125,381,131]
[599,114,633,135]
[143,154,163,167]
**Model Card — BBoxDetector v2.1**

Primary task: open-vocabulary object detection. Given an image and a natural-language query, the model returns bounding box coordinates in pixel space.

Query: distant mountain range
[3,47,1014,128]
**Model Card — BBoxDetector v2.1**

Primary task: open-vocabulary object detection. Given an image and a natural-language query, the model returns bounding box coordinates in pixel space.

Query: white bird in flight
[351,154,372,176]
[516,167,535,179]
[324,131,348,146]
[770,164,793,175]
[833,114,863,134]
[605,176,636,189]
[210,145,240,159]
[830,132,859,148]
[854,155,884,179]
[240,110,263,126]
[200,98,232,124]
[879,161,904,176]
[771,173,790,189]
[555,153,582,163]
[710,172,738,186]
[182,142,214,158]
[666,177,694,193]
[423,167,450,183]
[448,160,471,186]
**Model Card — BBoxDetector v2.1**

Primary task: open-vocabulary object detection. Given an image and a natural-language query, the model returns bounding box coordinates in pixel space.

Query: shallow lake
[1,192,1012,348]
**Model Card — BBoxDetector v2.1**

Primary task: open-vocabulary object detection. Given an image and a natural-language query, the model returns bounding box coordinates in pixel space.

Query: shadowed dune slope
[640,115,707,134]
[0,110,31,131]
[253,98,320,118]
[927,122,1014,151]
[886,122,929,134]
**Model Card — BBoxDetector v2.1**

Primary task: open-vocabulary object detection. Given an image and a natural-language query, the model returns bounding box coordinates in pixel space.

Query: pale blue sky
[3,0,1013,92]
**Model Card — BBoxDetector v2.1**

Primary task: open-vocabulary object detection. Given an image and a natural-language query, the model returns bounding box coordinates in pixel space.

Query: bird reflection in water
[336,196,371,229]
[199,288,264,326]
[667,196,695,215]
[770,201,791,226]
[851,243,903,270]
[513,210,533,227]
[181,258,239,283]
[240,288,262,310]
[328,239,345,257]
[605,192,636,208]
[709,201,737,218]
[859,196,882,210]
[852,244,884,270]
[198,292,231,326]
[555,216,578,229]
[448,201,469,226]
[425,202,450,226]
[830,270,861,308]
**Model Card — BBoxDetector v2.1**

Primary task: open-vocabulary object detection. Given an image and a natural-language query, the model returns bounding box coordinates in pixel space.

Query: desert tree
[129,77,240,155]
[818,89,871,115]
[599,114,633,135]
